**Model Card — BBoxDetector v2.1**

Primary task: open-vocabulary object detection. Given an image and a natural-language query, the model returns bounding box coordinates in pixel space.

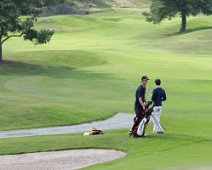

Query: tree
[144,0,212,32]
[0,0,55,64]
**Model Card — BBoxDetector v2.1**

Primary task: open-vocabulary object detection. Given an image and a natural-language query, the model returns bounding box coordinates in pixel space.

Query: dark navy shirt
[151,86,166,106]
[134,85,146,113]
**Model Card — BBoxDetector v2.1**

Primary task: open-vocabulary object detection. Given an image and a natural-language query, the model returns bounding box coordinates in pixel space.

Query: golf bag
[131,101,154,137]
[83,127,103,136]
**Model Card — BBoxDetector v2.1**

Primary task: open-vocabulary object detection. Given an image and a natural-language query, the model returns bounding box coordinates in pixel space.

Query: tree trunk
[0,42,2,64]
[180,13,187,32]
[0,41,2,64]
[0,33,2,64]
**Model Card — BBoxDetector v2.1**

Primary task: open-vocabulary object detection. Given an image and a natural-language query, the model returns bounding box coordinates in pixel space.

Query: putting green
[0,7,211,170]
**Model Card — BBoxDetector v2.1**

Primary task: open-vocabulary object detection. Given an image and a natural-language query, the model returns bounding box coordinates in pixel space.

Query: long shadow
[165,26,212,37]
[0,60,115,80]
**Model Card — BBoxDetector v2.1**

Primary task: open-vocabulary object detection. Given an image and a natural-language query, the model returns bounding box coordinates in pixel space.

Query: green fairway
[0,7,212,169]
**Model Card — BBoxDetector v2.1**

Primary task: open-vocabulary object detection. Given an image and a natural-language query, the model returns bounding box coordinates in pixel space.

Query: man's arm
[151,89,156,102]
[139,97,145,110]
[162,90,167,101]
[137,86,146,110]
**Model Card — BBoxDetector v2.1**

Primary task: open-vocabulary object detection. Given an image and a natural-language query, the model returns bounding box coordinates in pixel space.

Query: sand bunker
[0,149,126,170]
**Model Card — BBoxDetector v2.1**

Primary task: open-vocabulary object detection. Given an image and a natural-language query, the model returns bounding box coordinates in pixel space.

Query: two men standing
[131,76,166,134]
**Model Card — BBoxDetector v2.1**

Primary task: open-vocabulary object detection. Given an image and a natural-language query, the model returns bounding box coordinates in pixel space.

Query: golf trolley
[130,88,165,137]
[130,95,165,137]
[130,101,154,137]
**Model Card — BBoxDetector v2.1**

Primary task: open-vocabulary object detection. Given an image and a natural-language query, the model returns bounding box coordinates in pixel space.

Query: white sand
[0,149,126,170]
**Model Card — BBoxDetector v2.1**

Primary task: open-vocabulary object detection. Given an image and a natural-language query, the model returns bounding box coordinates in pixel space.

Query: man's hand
[143,106,146,111]
[139,97,146,111]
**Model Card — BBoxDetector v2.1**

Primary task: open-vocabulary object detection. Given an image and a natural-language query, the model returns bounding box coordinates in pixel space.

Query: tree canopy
[0,0,55,63]
[144,0,212,32]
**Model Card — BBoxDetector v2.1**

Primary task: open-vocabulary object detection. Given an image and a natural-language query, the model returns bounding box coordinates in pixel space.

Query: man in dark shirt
[130,75,149,133]
[134,76,149,116]
[151,79,167,134]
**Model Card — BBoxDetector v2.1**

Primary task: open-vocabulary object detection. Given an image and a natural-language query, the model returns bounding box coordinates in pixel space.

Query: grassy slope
[68,0,149,8]
[111,0,150,7]
[1,8,211,130]
[0,7,211,169]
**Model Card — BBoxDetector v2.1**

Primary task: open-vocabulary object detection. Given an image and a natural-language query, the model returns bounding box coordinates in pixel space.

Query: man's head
[141,75,149,86]
[155,79,161,86]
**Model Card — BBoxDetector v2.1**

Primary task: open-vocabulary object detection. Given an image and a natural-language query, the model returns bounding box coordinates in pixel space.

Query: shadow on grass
[165,26,212,37]
[0,60,114,80]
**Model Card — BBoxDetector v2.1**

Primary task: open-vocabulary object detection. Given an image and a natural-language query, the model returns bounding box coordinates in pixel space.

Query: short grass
[0,129,211,170]
[0,7,212,170]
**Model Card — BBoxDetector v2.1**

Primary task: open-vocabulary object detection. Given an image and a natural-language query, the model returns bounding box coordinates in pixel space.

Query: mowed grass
[0,129,211,170]
[0,7,212,169]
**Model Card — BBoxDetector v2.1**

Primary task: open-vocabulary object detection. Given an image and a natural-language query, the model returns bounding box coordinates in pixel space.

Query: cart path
[0,113,134,139]
[0,149,126,170]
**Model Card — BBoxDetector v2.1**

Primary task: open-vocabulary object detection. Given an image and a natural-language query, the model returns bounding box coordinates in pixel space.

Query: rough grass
[0,7,211,169]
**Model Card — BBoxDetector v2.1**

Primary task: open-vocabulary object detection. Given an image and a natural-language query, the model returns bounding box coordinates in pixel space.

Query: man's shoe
[128,130,133,136]
[156,131,164,134]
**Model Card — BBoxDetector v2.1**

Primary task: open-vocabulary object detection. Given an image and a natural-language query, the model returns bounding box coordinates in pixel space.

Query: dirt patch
[0,149,126,170]
[161,164,212,170]
[112,0,149,7]
[36,18,53,23]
